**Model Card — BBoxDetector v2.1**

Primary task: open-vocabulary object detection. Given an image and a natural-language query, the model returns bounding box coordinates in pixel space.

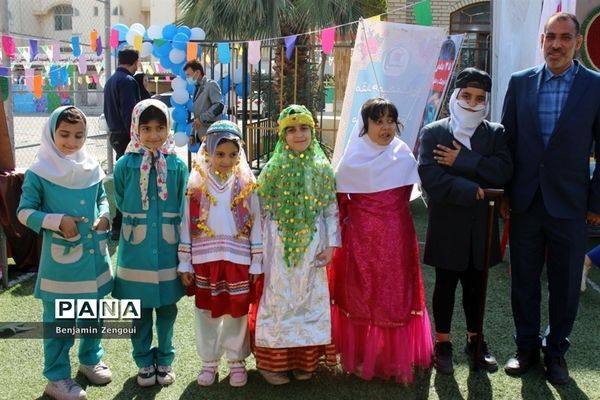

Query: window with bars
[54,5,73,31]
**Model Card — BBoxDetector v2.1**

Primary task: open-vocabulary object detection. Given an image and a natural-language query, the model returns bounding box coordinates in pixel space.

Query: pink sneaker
[229,366,248,387]
[197,365,218,386]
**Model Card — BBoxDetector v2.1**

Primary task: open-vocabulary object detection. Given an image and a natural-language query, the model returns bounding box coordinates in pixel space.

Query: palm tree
[176,0,386,113]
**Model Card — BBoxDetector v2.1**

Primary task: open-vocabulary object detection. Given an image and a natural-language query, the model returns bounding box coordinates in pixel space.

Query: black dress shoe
[465,334,498,372]
[544,356,569,385]
[433,341,454,375]
[504,347,540,376]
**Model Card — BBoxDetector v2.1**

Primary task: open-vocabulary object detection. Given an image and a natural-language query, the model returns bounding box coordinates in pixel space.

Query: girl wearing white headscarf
[417,68,513,374]
[332,97,432,384]
[112,99,188,387]
[17,106,113,399]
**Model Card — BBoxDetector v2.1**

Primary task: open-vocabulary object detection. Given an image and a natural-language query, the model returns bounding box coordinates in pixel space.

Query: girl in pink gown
[332,98,433,383]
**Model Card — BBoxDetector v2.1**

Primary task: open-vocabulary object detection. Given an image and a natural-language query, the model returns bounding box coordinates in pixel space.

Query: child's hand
[59,215,85,238]
[92,216,110,232]
[315,247,334,267]
[180,272,194,287]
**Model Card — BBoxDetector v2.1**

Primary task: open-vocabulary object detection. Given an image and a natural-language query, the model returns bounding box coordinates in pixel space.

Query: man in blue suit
[501,12,600,385]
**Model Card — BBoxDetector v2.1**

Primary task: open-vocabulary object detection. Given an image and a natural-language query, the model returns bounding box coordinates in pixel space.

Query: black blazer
[418,118,513,271]
[501,61,600,219]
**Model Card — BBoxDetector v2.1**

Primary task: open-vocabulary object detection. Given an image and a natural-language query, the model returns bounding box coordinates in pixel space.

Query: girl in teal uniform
[17,106,113,400]
[112,99,188,387]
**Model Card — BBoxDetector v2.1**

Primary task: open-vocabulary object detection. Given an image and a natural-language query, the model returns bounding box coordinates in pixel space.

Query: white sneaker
[44,379,87,400]
[581,264,592,292]
[157,365,176,386]
[78,361,112,385]
[137,365,156,387]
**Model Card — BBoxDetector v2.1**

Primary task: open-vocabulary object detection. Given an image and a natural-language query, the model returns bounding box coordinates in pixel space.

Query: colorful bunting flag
[248,40,261,64]
[96,36,103,56]
[30,39,38,60]
[321,27,335,55]
[217,43,230,64]
[33,75,42,98]
[413,0,433,26]
[110,29,119,49]
[1,35,16,59]
[71,36,81,57]
[78,56,87,74]
[187,42,197,62]
[52,40,60,62]
[284,35,298,60]
[90,31,98,52]
[25,68,34,92]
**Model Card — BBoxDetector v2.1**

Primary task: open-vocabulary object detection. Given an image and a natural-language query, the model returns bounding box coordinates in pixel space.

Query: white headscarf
[335,117,420,194]
[125,99,176,210]
[29,106,105,189]
[449,88,489,150]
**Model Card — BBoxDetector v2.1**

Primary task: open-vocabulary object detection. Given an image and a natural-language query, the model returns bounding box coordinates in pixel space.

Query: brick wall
[387,0,489,30]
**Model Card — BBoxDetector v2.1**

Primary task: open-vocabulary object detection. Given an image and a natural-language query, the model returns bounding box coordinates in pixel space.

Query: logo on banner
[55,299,141,319]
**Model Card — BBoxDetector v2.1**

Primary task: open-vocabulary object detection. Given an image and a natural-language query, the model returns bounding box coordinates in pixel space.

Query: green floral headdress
[257,105,336,267]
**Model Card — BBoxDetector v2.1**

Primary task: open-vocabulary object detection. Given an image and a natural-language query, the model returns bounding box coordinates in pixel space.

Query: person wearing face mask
[418,67,513,375]
[183,60,225,143]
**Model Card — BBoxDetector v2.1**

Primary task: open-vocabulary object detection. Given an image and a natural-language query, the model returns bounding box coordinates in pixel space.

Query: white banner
[332,20,446,167]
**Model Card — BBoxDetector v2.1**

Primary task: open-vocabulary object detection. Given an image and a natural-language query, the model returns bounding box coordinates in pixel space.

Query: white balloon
[130,23,146,36]
[140,42,153,57]
[190,27,206,41]
[126,30,140,46]
[171,76,187,91]
[147,25,163,39]
[171,89,190,105]
[173,132,189,147]
[169,48,186,65]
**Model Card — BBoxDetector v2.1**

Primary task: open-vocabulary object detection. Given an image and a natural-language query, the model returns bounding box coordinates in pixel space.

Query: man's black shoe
[544,356,569,385]
[465,334,498,372]
[504,347,540,376]
[433,341,454,375]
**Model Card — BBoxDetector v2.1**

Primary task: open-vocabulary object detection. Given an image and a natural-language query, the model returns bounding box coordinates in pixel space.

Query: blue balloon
[177,26,192,39]
[172,105,188,124]
[160,56,173,71]
[186,84,195,95]
[172,33,188,50]
[156,42,172,57]
[185,123,193,135]
[113,24,129,41]
[188,141,201,153]
[186,99,194,110]
[162,24,177,40]
[219,75,230,93]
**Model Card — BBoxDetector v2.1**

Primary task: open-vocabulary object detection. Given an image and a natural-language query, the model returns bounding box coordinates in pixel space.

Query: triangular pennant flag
[133,34,143,52]
[413,0,433,26]
[110,29,119,49]
[1,35,16,59]
[95,63,103,73]
[33,75,43,98]
[0,77,9,101]
[25,68,34,92]
[321,27,335,55]
[284,35,298,60]
[217,43,230,64]
[96,36,103,56]
[0,66,9,77]
[248,40,261,64]
[366,15,381,22]
[78,56,87,74]
[154,38,167,48]
[146,63,155,75]
[52,40,60,62]
[187,42,197,62]
[30,39,38,60]
[90,31,98,52]
[71,36,81,57]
